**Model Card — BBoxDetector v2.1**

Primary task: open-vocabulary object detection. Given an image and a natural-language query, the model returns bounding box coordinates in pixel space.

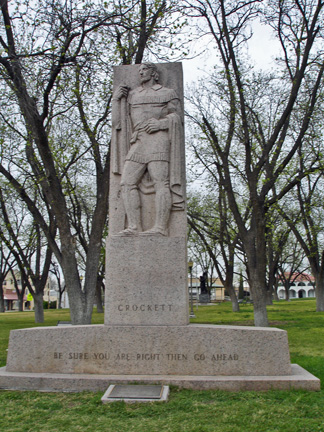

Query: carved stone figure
[111,63,184,236]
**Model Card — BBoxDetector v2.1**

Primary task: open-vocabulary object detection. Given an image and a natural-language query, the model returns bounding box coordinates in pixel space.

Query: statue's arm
[144,95,181,134]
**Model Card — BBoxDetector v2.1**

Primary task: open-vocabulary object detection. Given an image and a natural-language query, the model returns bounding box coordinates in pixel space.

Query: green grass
[1,300,324,432]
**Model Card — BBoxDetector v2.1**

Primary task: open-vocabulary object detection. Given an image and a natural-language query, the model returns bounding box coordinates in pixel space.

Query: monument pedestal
[199,293,210,304]
[105,236,188,326]
[0,323,320,391]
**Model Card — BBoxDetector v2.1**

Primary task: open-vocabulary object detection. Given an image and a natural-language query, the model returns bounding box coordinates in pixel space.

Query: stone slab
[105,236,189,326]
[6,324,290,376]
[101,384,169,403]
[0,365,320,392]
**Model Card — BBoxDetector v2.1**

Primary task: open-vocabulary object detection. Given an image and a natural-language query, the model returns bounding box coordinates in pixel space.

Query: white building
[277,273,315,299]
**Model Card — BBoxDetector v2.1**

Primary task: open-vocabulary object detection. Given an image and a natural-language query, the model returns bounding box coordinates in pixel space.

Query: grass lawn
[1,299,324,432]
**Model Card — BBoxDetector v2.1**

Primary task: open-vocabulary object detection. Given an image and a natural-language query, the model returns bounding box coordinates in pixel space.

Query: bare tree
[185,0,324,326]
[0,242,14,313]
[280,169,324,310]
[0,186,54,321]
[187,191,241,311]
[0,0,184,324]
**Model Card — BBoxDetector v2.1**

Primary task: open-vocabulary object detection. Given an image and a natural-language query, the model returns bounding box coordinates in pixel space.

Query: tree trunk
[244,215,269,327]
[18,297,23,312]
[17,286,25,312]
[0,285,5,313]
[315,274,324,312]
[96,278,104,314]
[64,271,96,325]
[251,285,269,327]
[266,290,273,306]
[226,285,239,312]
[238,274,244,301]
[65,281,90,325]
[284,282,290,301]
[266,273,274,306]
[62,273,95,324]
[33,292,44,323]
[231,296,240,312]
[246,241,269,326]
[59,241,90,324]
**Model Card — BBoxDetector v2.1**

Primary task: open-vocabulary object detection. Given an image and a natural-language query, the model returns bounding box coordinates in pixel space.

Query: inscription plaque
[109,384,163,399]
[101,384,170,403]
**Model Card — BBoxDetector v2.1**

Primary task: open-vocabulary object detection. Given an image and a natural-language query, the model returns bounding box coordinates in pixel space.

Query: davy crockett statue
[111,63,184,236]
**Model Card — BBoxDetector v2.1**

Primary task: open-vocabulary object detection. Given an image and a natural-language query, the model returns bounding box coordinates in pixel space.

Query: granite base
[2,324,320,392]
[0,365,320,392]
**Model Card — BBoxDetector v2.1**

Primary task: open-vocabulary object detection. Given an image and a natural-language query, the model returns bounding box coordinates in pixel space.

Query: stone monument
[106,62,188,327]
[0,63,320,392]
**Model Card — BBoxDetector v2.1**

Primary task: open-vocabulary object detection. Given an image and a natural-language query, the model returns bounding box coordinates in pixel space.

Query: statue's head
[140,62,159,82]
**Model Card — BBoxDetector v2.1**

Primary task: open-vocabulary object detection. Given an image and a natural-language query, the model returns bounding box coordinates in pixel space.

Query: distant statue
[111,62,184,237]
[200,270,208,295]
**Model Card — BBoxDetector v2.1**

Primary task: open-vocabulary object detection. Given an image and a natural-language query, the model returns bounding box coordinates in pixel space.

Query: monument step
[0,365,320,392]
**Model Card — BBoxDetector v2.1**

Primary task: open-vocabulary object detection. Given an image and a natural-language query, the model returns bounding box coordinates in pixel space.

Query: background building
[2,270,55,311]
[277,273,315,299]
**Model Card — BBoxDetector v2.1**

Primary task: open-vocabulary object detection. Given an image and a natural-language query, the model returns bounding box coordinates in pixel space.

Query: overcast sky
[182,20,281,85]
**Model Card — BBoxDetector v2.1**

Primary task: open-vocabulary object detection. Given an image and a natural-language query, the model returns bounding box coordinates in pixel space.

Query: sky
[182,20,281,85]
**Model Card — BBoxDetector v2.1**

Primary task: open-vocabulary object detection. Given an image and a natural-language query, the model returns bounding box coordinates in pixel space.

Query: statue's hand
[144,118,161,134]
[113,85,129,100]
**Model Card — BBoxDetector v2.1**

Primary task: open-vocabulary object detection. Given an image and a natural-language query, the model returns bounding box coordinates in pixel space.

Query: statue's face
[139,64,153,83]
